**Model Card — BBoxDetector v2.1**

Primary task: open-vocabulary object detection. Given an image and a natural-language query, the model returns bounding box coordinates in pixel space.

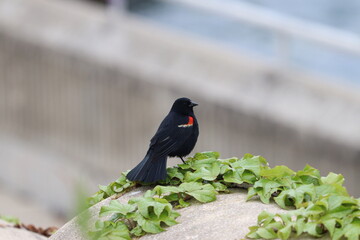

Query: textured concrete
[50,187,328,240]
[141,189,283,240]
[50,187,151,240]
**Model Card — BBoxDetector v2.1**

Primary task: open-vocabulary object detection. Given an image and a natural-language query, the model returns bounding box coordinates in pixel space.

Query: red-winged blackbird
[126,97,199,183]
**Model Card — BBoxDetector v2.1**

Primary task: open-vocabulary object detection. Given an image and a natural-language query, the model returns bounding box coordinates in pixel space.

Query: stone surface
[0,220,47,240]
[50,187,151,240]
[141,188,283,240]
[49,187,327,240]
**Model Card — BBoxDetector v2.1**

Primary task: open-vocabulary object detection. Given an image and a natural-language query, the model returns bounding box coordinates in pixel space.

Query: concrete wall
[0,0,359,217]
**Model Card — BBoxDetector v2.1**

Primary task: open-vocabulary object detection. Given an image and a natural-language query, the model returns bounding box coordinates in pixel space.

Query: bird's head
[171,97,198,115]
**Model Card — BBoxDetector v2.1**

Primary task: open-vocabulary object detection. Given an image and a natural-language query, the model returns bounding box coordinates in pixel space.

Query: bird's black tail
[126,152,167,183]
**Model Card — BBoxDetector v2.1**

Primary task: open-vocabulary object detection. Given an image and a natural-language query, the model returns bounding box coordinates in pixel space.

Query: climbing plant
[87,152,360,240]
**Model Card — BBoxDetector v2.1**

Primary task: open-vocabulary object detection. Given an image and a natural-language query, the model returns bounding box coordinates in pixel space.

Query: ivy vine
[86,152,360,240]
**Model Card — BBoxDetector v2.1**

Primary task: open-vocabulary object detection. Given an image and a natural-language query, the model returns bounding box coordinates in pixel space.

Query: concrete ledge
[49,187,329,240]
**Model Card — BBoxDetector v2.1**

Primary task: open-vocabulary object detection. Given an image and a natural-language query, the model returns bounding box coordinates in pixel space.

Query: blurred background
[0,0,359,228]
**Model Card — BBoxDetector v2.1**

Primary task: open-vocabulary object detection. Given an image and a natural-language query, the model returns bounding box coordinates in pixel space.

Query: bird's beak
[189,101,198,107]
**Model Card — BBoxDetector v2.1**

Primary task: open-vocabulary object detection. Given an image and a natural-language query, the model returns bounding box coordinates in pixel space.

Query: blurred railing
[153,0,360,65]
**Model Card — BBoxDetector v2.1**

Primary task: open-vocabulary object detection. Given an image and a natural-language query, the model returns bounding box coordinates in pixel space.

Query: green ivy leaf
[327,195,358,211]
[322,218,336,237]
[281,184,315,208]
[219,164,231,174]
[343,218,360,240]
[88,192,105,207]
[130,225,144,237]
[260,166,295,179]
[164,193,180,202]
[166,167,184,182]
[223,168,244,184]
[211,182,228,192]
[241,170,258,184]
[88,173,135,208]
[219,157,238,165]
[304,222,323,237]
[321,172,344,185]
[153,185,181,196]
[100,201,136,217]
[256,227,277,239]
[89,221,131,240]
[278,224,292,239]
[249,178,281,203]
[130,197,171,218]
[257,211,276,225]
[238,155,268,177]
[134,214,164,234]
[178,198,191,208]
[296,165,321,185]
[114,174,128,184]
[246,226,261,238]
[99,185,115,198]
[304,203,326,216]
[184,162,220,182]
[190,158,218,169]
[179,182,217,203]
[191,151,220,160]
[162,212,180,226]
[294,216,306,236]
[315,183,348,197]
[247,187,257,201]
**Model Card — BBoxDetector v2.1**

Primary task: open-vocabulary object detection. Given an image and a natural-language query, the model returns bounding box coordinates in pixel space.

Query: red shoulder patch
[187,116,194,125]
[178,116,194,128]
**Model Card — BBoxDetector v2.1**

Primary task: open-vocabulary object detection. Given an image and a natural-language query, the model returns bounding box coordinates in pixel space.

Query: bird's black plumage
[126,97,199,183]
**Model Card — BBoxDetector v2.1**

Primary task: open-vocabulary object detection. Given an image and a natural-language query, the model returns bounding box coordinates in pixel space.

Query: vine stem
[113,183,139,200]
[127,219,136,229]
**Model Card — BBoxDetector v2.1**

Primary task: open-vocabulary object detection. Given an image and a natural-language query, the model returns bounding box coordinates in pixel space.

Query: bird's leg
[180,157,186,164]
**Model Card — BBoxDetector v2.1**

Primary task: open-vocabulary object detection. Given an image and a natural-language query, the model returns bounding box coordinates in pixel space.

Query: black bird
[126,97,199,183]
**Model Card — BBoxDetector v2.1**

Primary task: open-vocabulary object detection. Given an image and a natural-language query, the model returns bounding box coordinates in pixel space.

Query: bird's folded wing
[150,124,193,157]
